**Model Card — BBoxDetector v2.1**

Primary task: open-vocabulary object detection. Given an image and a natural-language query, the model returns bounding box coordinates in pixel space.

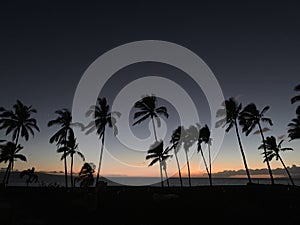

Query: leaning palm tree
[259,136,295,186]
[48,109,73,188]
[288,114,300,141]
[182,125,198,187]
[0,100,40,145]
[20,167,38,187]
[239,103,274,185]
[0,141,26,185]
[216,97,252,184]
[198,124,212,186]
[85,97,120,186]
[57,129,85,188]
[169,126,184,187]
[146,141,172,187]
[132,95,169,141]
[291,84,300,114]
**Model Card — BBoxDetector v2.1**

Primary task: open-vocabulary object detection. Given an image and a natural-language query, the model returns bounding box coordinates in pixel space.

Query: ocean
[3,172,300,187]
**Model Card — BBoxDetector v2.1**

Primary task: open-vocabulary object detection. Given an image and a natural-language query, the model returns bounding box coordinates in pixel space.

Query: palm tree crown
[133,95,168,141]
[291,84,300,114]
[288,114,300,141]
[0,100,39,144]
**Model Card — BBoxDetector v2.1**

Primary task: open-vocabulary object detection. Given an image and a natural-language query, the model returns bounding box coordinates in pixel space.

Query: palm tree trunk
[208,143,212,186]
[6,160,14,185]
[258,122,274,185]
[199,147,211,186]
[184,148,191,187]
[162,162,170,187]
[151,117,158,142]
[15,128,20,145]
[174,151,183,187]
[159,161,164,187]
[63,130,68,189]
[234,120,252,184]
[278,155,295,186]
[70,153,74,188]
[2,162,10,185]
[96,131,105,186]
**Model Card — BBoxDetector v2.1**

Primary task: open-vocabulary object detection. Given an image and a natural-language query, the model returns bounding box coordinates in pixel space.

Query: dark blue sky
[0,0,299,176]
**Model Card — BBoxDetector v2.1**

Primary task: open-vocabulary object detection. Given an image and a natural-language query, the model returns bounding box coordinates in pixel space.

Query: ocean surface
[3,172,300,187]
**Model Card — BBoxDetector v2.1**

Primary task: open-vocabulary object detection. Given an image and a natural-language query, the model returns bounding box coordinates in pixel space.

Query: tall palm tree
[259,136,295,186]
[0,141,26,185]
[216,97,252,184]
[132,95,169,142]
[146,141,172,187]
[57,129,85,188]
[198,124,212,186]
[20,167,38,187]
[170,126,183,187]
[288,114,300,141]
[182,125,198,187]
[85,97,120,186]
[291,84,300,114]
[239,103,274,184]
[0,100,39,145]
[48,108,73,188]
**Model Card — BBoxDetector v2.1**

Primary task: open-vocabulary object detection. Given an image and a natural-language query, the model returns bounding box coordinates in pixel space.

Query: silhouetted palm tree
[170,126,183,187]
[20,167,38,187]
[288,114,300,141]
[48,109,73,188]
[216,97,252,184]
[0,141,26,185]
[259,136,295,186]
[85,97,120,186]
[240,103,274,184]
[182,125,198,187]
[198,124,212,186]
[0,100,39,145]
[132,95,169,141]
[291,84,300,114]
[146,141,172,187]
[75,162,96,188]
[57,129,85,188]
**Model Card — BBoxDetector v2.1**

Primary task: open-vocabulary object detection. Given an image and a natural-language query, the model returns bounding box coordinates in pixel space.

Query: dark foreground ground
[1,184,300,225]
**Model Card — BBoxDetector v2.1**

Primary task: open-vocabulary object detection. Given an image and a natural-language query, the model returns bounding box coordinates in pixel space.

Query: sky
[0,0,300,178]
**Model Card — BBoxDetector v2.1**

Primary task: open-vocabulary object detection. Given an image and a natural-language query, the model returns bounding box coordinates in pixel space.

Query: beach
[1,184,300,225]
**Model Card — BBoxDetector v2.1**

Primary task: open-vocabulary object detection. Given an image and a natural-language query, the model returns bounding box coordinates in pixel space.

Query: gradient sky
[0,1,299,177]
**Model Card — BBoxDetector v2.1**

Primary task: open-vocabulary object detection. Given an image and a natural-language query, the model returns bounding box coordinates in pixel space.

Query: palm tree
[216,97,252,184]
[169,126,183,187]
[259,136,295,186]
[198,124,212,186]
[57,129,85,188]
[20,167,38,187]
[288,114,300,141]
[0,141,26,185]
[239,103,274,184]
[132,95,169,141]
[75,162,96,188]
[0,100,39,145]
[48,108,73,188]
[291,84,300,114]
[182,125,198,187]
[146,141,172,187]
[85,97,120,186]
